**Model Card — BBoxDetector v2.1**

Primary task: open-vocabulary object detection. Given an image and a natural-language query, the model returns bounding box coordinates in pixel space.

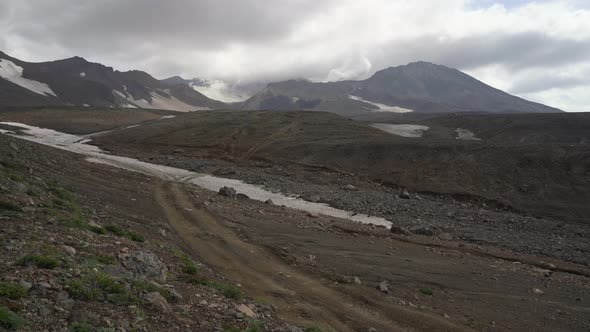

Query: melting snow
[456,128,481,141]
[1,121,392,229]
[371,123,429,138]
[131,91,209,112]
[0,59,56,96]
[349,95,413,113]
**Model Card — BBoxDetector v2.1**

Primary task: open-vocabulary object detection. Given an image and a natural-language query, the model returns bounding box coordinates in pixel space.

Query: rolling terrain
[1,107,589,331]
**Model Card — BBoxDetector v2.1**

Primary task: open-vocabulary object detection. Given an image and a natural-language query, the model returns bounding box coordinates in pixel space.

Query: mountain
[0,51,226,111]
[240,62,562,114]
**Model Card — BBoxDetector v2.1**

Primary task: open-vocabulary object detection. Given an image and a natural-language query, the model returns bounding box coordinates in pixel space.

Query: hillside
[241,62,562,115]
[0,51,226,111]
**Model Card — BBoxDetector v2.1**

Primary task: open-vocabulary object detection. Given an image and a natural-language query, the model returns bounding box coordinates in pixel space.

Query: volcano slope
[1,108,590,331]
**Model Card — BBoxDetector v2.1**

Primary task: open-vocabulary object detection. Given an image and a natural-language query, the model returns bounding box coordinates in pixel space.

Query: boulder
[399,189,411,199]
[409,225,437,236]
[218,186,237,198]
[144,292,171,312]
[390,225,411,236]
[119,250,167,281]
[377,280,389,294]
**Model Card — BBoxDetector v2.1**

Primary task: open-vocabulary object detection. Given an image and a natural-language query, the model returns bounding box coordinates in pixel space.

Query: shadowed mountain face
[0,51,225,111]
[241,62,562,115]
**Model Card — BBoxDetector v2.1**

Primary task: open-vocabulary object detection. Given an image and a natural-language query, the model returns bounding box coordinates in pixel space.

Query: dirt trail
[240,120,299,161]
[155,181,467,332]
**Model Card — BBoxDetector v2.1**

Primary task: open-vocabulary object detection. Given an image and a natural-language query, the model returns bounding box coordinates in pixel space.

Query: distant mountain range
[240,62,562,114]
[0,51,562,114]
[0,51,224,111]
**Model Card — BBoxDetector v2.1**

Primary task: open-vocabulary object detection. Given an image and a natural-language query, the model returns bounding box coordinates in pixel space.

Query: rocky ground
[121,153,590,267]
[0,135,299,331]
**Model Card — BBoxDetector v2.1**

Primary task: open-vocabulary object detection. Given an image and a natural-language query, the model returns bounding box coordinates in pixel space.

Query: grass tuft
[420,288,433,296]
[18,254,60,269]
[0,282,28,300]
[0,306,22,330]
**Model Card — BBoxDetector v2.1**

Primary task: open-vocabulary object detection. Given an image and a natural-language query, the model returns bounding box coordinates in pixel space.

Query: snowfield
[455,128,482,141]
[0,59,57,96]
[349,95,414,113]
[370,123,429,138]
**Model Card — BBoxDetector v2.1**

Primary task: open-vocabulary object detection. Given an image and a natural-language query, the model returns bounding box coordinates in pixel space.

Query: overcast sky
[1,0,589,111]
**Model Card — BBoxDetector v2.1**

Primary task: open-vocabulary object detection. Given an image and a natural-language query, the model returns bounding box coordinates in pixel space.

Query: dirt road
[155,182,468,331]
[154,182,590,331]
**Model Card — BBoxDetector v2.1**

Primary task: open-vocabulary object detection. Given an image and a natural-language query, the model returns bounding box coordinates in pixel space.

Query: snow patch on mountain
[0,59,57,96]
[79,72,86,78]
[349,95,413,113]
[129,90,209,112]
[370,123,429,138]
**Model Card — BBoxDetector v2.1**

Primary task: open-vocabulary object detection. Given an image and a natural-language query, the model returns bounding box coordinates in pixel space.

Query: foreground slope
[0,51,226,110]
[241,62,562,115]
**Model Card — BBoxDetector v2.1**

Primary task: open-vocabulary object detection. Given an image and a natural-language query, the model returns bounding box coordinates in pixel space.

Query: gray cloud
[1,0,589,111]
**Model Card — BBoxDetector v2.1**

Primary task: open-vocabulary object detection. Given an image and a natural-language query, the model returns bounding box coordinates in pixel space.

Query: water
[1,121,392,228]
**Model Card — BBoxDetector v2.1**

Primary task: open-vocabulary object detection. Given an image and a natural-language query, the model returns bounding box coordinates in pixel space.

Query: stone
[60,245,77,255]
[531,288,544,295]
[144,292,171,312]
[377,280,389,294]
[119,250,167,281]
[18,280,32,291]
[167,289,183,303]
[218,186,237,198]
[344,184,357,191]
[236,193,250,200]
[307,212,319,218]
[409,225,437,236]
[438,233,453,241]
[236,304,257,318]
[399,189,411,199]
[14,182,27,193]
[353,277,362,285]
[309,195,321,203]
[9,142,19,151]
[390,225,411,236]
[265,199,275,206]
[56,291,75,310]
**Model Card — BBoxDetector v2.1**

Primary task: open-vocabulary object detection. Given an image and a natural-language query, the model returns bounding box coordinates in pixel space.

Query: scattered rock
[236,304,257,318]
[377,280,389,294]
[265,199,275,206]
[56,291,75,310]
[530,288,544,295]
[308,195,321,203]
[409,225,437,236]
[144,292,171,312]
[218,186,237,198]
[344,184,357,191]
[390,225,411,236]
[353,277,362,285]
[236,193,250,200]
[438,233,453,241]
[119,250,167,281]
[307,212,319,218]
[18,280,32,291]
[399,189,411,199]
[168,289,183,303]
[60,245,77,255]
[9,142,19,151]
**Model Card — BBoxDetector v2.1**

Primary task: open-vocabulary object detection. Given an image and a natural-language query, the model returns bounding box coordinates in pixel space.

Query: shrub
[0,307,22,330]
[68,273,130,304]
[0,201,22,212]
[420,288,433,296]
[0,282,28,299]
[19,254,59,269]
[104,224,126,236]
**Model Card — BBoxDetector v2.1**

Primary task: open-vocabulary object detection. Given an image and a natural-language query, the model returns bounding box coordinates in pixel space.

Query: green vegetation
[18,254,60,269]
[225,322,265,332]
[0,307,22,330]
[0,200,22,213]
[184,275,243,300]
[69,321,115,332]
[305,327,324,332]
[175,250,199,275]
[105,224,145,242]
[130,279,174,301]
[0,282,28,299]
[87,225,106,234]
[68,272,137,305]
[420,288,434,296]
